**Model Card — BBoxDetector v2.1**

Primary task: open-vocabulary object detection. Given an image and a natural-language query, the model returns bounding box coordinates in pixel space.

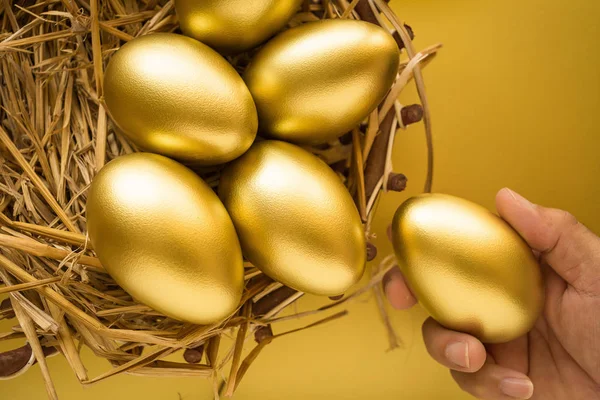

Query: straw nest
[0,0,440,398]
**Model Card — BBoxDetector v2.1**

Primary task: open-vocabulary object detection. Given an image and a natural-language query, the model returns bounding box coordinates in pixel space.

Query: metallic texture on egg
[103,33,257,166]
[218,140,366,296]
[175,0,303,54]
[391,193,544,343]
[244,19,400,144]
[86,153,244,324]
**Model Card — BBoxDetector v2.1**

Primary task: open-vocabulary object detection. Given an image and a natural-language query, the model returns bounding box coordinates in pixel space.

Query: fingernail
[444,341,469,369]
[504,188,534,209]
[499,378,534,399]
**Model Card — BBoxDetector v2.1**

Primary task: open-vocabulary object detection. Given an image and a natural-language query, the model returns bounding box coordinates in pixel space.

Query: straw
[0,0,439,396]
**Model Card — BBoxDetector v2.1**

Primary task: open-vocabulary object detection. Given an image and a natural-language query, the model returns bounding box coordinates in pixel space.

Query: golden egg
[243,19,400,144]
[391,193,544,343]
[175,0,303,54]
[86,153,244,324]
[103,33,257,166]
[218,140,366,295]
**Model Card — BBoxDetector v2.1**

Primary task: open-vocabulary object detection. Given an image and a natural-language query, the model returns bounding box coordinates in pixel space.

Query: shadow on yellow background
[1,0,599,399]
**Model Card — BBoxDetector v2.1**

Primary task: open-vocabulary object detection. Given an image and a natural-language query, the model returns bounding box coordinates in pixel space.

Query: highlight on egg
[103,33,257,166]
[244,19,400,144]
[86,153,244,324]
[391,193,544,343]
[218,140,366,296]
[175,0,303,54]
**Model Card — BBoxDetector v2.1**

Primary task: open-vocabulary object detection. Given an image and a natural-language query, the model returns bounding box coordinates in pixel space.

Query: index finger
[383,266,418,310]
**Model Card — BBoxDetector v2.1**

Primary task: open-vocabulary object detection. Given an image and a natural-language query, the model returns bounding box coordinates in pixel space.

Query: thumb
[495,188,600,295]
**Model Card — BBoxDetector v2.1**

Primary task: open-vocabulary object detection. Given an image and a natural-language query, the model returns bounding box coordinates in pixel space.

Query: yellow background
[1,0,599,399]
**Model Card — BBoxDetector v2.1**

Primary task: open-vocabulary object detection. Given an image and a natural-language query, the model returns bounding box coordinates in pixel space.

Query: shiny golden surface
[103,33,257,166]
[86,153,244,324]
[219,140,366,295]
[3,1,600,399]
[175,0,303,54]
[391,193,544,343]
[244,19,400,144]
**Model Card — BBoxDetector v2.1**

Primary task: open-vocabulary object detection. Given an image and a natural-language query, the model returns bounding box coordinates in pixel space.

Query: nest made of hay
[0,0,440,398]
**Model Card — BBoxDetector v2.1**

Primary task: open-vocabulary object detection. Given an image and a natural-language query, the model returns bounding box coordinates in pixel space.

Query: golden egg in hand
[391,193,544,343]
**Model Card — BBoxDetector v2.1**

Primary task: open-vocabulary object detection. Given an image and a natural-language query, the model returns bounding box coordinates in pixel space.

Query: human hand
[384,188,600,399]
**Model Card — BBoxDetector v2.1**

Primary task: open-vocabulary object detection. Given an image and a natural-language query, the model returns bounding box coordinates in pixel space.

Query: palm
[483,262,600,400]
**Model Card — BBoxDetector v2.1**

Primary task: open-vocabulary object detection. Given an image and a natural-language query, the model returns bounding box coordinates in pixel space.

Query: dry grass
[0,0,440,398]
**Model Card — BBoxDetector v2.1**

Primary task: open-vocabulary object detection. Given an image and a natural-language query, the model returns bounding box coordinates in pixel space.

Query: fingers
[485,335,529,375]
[421,317,534,399]
[496,187,600,295]
[451,363,534,400]
[421,317,487,373]
[382,266,417,310]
